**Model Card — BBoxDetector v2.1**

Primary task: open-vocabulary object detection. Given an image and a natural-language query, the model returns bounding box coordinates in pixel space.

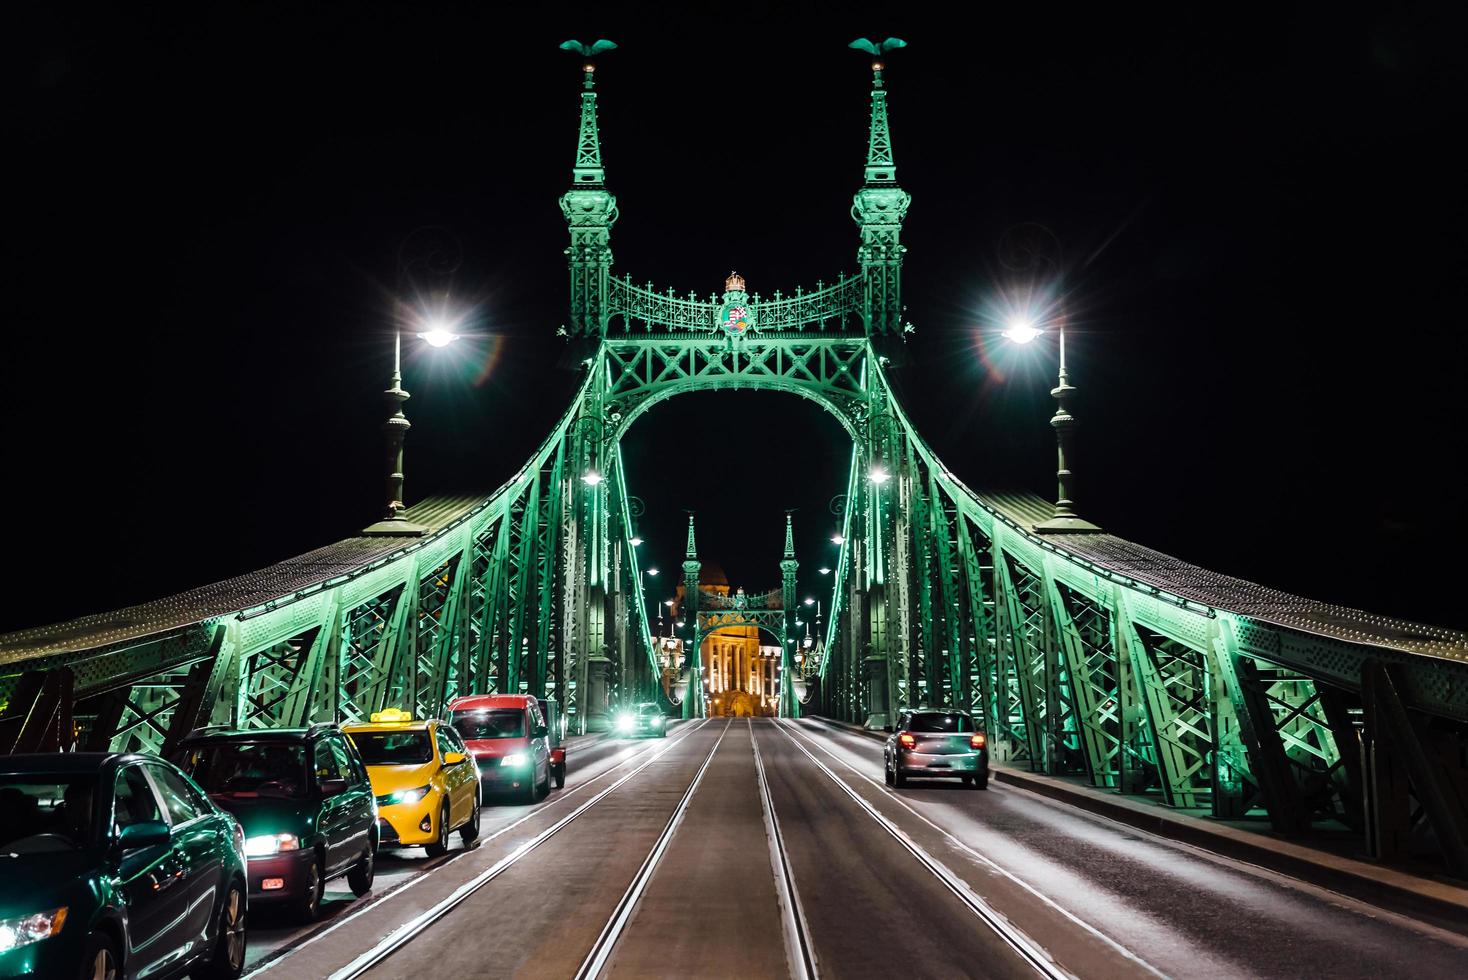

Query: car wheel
[893,760,907,788]
[553,763,565,789]
[80,932,120,980]
[192,881,246,979]
[884,754,894,786]
[425,802,451,857]
[537,767,550,799]
[296,855,324,921]
[459,792,481,843]
[347,839,375,896]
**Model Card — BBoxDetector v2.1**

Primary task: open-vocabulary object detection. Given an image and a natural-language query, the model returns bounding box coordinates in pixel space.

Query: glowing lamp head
[418,326,459,348]
[831,534,845,546]
[581,471,603,487]
[629,536,643,547]
[647,567,659,577]
[819,567,831,575]
[868,465,891,485]
[804,597,815,606]
[1002,320,1043,344]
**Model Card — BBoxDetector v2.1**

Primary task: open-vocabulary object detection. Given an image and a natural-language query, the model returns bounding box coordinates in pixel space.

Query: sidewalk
[813,716,1468,930]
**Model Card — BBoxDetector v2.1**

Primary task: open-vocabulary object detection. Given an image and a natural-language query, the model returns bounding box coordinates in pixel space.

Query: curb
[809,716,1468,930]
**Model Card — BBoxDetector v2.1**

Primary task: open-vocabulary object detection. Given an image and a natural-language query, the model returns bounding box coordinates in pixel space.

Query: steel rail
[573,719,733,979]
[750,719,819,980]
[279,720,709,980]
[788,720,1168,978]
[773,720,1072,980]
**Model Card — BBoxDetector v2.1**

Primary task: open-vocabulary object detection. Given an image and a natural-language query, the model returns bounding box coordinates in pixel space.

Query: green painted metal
[2,41,1467,869]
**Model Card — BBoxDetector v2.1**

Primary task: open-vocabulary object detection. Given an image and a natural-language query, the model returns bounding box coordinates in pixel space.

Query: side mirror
[319,778,350,796]
[443,752,467,766]
[116,820,169,851]
[533,725,548,738]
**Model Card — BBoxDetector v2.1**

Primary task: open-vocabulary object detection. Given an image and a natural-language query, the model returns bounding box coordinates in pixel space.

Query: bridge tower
[852,48,911,336]
[682,514,704,719]
[780,515,800,718]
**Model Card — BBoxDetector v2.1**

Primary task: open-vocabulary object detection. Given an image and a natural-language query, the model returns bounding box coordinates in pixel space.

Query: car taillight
[970,732,987,749]
[898,732,916,749]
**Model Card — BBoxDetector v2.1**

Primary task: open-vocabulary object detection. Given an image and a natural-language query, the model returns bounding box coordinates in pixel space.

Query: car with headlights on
[173,723,377,921]
[884,709,989,789]
[343,710,480,855]
[445,694,551,802]
[616,702,667,738]
[0,752,247,980]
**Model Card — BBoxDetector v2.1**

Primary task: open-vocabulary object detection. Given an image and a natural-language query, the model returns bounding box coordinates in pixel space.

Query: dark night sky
[6,3,1467,633]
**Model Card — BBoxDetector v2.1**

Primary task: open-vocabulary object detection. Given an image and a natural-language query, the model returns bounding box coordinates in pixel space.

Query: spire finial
[848,37,905,184]
[559,39,617,185]
[783,513,796,559]
[686,513,698,559]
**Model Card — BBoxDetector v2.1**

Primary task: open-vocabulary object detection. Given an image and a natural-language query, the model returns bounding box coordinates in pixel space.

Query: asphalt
[240,718,1468,980]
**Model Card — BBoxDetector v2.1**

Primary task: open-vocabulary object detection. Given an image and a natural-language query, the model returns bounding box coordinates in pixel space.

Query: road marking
[574,719,732,979]
[775,719,1073,980]
[243,720,707,979]
[790,720,1171,977]
[750,719,818,980]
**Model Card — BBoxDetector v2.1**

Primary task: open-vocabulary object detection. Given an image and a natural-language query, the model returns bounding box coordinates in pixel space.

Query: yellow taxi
[342,709,480,856]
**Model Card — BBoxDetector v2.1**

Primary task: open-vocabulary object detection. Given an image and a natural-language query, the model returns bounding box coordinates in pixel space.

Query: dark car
[616,702,666,738]
[445,694,552,802]
[174,724,377,921]
[884,709,989,789]
[0,752,248,980]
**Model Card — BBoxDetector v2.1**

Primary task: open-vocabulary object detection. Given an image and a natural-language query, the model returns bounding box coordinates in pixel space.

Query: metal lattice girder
[239,628,322,730]
[1053,581,1125,787]
[412,555,462,720]
[995,552,1049,768]
[1128,623,1216,807]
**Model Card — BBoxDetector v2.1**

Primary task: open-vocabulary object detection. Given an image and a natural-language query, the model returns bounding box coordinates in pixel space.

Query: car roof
[180,727,314,743]
[342,720,435,733]
[0,751,154,774]
[448,694,535,709]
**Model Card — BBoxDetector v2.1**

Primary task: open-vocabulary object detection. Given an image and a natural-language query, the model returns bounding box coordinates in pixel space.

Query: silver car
[884,709,989,789]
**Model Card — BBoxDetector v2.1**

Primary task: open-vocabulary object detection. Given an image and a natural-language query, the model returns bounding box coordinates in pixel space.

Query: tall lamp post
[1003,315,1100,533]
[363,323,459,536]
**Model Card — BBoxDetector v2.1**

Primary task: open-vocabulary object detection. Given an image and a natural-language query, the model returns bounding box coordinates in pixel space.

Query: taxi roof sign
[369,708,413,723]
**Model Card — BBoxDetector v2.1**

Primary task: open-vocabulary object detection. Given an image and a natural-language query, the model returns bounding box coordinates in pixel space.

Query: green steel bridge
[3,43,1466,882]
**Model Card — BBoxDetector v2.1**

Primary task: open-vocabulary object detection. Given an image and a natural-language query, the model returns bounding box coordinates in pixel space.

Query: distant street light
[868,465,891,485]
[630,536,643,547]
[831,534,845,546]
[819,566,831,575]
[581,470,604,487]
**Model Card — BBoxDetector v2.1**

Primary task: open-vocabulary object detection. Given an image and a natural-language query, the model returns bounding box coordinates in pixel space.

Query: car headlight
[616,714,634,732]
[500,753,528,767]
[244,833,301,857]
[0,907,68,952]
[388,785,431,805]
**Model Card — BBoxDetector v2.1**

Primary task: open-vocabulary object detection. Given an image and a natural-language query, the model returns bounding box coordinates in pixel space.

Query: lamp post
[363,322,460,536]
[1003,315,1100,533]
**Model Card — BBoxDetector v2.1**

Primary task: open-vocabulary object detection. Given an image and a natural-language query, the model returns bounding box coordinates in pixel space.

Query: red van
[445,694,551,802]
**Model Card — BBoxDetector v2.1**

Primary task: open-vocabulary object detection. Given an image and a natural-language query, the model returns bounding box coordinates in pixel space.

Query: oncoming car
[343,710,480,856]
[616,702,666,738]
[884,709,989,789]
[445,694,552,802]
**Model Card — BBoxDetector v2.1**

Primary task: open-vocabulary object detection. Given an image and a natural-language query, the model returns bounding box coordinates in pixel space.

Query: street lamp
[363,318,460,536]
[629,536,643,547]
[1003,312,1101,533]
[831,533,845,546]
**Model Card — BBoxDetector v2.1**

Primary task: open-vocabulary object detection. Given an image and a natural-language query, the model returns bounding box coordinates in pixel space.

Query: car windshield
[450,709,524,740]
[351,731,433,765]
[636,704,660,716]
[181,742,308,799]
[0,774,96,852]
[909,712,973,733]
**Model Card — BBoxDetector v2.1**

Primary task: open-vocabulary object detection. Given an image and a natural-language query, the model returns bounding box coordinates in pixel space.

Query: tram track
[573,719,733,979]
[773,719,1073,980]
[750,718,819,980]
[244,719,709,979]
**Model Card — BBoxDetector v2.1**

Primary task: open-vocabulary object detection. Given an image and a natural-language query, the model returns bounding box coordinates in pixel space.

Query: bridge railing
[606,273,863,334]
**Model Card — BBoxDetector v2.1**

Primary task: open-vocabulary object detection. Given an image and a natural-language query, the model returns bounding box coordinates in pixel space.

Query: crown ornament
[724,270,746,293]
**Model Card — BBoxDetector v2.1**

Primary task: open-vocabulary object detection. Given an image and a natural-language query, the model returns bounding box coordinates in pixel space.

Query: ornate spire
[558,40,618,338]
[849,37,911,337]
[686,513,698,559]
[783,513,796,559]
